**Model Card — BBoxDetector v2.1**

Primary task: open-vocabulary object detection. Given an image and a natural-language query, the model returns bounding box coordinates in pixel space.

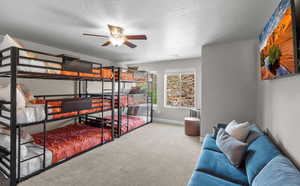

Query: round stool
[184,117,200,136]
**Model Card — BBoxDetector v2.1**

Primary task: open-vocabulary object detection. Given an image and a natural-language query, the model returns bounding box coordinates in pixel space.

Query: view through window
[165,71,195,108]
[136,73,158,106]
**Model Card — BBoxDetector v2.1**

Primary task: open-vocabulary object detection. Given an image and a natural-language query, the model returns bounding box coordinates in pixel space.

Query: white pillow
[0,34,30,57]
[0,34,49,74]
[0,84,26,108]
[225,120,251,142]
[0,129,29,159]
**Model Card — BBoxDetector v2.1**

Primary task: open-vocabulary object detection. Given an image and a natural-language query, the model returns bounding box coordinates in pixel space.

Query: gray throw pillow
[216,128,248,167]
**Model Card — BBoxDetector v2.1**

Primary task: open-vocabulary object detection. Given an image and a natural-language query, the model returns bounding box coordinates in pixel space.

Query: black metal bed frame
[0,47,117,186]
[114,67,153,137]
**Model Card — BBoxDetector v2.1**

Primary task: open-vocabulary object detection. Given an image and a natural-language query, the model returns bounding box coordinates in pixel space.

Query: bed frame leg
[10,47,18,186]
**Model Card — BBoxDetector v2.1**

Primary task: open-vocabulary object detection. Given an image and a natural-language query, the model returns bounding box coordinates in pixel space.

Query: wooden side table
[185,117,200,136]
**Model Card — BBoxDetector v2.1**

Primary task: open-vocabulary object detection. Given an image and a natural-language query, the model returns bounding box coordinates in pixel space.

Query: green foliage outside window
[136,74,157,105]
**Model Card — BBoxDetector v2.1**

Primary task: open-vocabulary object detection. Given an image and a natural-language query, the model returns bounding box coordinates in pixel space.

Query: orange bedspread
[60,68,113,79]
[104,115,145,134]
[115,72,145,81]
[32,123,112,163]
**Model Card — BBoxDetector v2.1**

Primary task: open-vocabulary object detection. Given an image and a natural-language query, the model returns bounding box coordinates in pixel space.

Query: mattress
[119,115,147,133]
[0,58,113,79]
[0,98,112,125]
[32,123,112,163]
[0,123,111,178]
[0,58,48,73]
[115,72,146,81]
[31,98,112,120]
[0,104,45,125]
[0,143,52,178]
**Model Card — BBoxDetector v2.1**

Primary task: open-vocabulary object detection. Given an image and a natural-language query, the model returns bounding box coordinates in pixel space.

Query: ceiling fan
[82,25,147,48]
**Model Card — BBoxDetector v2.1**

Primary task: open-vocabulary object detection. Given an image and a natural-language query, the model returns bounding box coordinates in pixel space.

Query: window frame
[149,71,158,107]
[164,70,196,109]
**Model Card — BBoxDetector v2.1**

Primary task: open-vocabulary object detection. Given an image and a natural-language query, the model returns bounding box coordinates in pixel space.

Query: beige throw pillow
[0,84,26,108]
[225,120,251,142]
[0,34,33,57]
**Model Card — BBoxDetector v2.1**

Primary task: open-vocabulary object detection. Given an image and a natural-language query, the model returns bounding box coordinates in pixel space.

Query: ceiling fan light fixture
[83,24,146,48]
[110,36,125,47]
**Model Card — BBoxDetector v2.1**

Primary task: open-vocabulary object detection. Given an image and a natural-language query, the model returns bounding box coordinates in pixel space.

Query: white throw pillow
[0,34,31,57]
[0,84,26,108]
[225,120,251,142]
[0,128,29,159]
[0,34,50,74]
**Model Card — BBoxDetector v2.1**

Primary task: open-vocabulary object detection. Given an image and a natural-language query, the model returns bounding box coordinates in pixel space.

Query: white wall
[201,39,258,137]
[257,60,300,168]
[120,58,201,124]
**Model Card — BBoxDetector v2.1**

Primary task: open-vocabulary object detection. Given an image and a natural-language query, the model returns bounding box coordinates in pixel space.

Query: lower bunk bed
[0,123,113,179]
[104,115,149,136]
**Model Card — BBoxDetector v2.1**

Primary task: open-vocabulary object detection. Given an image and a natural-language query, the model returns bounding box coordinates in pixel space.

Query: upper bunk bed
[0,45,117,128]
[0,47,114,81]
[115,67,149,83]
[0,34,118,128]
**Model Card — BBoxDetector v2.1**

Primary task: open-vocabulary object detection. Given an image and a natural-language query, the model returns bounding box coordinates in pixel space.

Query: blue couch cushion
[188,171,243,186]
[245,124,264,145]
[196,150,248,185]
[245,135,280,184]
[252,155,300,186]
[202,134,221,152]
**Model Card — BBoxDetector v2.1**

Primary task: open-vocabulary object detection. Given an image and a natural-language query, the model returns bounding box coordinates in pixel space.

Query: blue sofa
[188,124,300,186]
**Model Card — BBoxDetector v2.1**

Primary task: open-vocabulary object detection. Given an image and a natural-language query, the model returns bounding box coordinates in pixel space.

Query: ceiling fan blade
[108,24,115,32]
[124,41,137,48]
[82,33,108,38]
[102,41,111,46]
[108,24,124,35]
[126,35,147,40]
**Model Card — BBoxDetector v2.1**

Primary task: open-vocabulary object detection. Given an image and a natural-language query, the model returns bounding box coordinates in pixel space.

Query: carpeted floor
[1,123,201,186]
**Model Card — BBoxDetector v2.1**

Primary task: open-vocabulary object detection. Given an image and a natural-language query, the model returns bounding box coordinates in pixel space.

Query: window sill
[164,105,196,110]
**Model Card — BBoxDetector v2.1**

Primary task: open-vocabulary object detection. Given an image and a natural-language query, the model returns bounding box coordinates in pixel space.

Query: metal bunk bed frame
[0,47,115,186]
[115,67,153,137]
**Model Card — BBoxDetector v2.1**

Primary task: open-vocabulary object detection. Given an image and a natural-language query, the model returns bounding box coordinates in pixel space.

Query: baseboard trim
[153,118,183,125]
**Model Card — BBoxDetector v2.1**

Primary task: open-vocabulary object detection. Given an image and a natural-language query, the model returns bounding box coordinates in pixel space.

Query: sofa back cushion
[252,155,300,186]
[245,124,264,145]
[245,135,280,184]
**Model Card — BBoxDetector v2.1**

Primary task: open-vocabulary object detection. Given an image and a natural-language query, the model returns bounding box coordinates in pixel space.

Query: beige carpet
[4,123,201,186]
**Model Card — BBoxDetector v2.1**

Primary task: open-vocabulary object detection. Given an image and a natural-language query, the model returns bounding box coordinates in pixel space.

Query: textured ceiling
[0,0,278,63]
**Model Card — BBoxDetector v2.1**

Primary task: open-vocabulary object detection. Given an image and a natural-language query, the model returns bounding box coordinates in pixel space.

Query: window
[164,71,195,108]
[150,73,158,105]
[136,72,158,106]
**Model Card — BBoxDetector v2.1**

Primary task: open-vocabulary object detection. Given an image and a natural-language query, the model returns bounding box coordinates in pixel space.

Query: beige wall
[201,37,300,168]
[201,39,258,137]
[257,57,300,168]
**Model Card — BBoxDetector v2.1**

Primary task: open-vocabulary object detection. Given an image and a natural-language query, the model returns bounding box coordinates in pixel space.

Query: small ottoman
[185,117,200,136]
